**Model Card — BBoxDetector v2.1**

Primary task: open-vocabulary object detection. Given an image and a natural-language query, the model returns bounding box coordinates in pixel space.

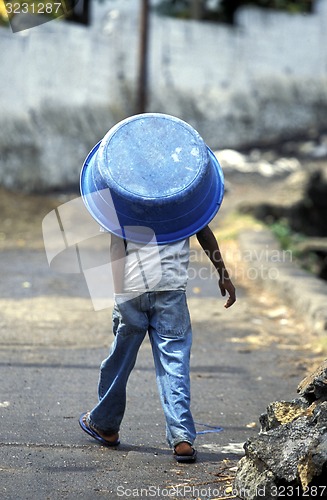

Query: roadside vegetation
[216,209,325,281]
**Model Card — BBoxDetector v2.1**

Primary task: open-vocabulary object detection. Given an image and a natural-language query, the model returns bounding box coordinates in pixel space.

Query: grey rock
[234,362,327,499]
[234,457,276,500]
[217,149,302,179]
[297,360,327,401]
[259,400,309,432]
[240,166,327,238]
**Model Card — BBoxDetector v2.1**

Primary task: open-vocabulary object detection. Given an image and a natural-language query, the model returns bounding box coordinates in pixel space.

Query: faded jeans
[88,290,196,448]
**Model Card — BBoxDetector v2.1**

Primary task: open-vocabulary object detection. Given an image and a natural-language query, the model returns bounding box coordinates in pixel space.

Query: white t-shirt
[123,238,190,292]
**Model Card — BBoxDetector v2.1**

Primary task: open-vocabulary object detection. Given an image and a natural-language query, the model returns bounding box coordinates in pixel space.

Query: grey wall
[1,0,327,192]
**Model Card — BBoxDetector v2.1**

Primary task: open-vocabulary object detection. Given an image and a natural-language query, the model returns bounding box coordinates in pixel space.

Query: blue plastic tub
[80,113,224,244]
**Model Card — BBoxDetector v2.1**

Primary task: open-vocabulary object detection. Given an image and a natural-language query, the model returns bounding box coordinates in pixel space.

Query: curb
[238,229,327,336]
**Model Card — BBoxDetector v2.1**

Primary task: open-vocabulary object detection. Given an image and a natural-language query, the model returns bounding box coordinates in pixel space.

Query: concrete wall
[1,0,327,192]
[149,0,327,147]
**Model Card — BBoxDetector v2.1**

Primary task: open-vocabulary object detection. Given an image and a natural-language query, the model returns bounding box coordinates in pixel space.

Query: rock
[298,140,327,159]
[287,169,327,237]
[240,166,327,239]
[311,143,327,159]
[298,141,319,157]
[273,157,301,173]
[234,361,327,499]
[217,148,302,179]
[296,238,327,254]
[306,169,327,210]
[297,360,327,401]
[281,136,327,159]
[234,458,276,500]
[259,400,309,432]
[217,149,249,171]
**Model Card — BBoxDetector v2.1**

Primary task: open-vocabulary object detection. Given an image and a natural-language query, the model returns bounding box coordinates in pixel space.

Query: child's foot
[173,442,197,463]
[79,412,120,446]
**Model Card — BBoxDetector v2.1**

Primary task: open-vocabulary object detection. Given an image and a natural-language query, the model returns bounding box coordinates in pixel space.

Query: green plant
[269,218,306,253]
[268,219,325,277]
[270,219,294,250]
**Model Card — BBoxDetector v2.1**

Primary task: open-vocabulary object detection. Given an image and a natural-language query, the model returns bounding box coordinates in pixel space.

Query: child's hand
[218,277,236,308]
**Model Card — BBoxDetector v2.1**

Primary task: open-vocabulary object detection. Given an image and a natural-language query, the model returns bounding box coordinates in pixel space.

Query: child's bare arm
[110,234,126,293]
[196,225,236,308]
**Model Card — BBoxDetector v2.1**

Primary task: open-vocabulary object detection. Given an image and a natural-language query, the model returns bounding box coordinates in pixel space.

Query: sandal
[173,445,197,463]
[79,412,120,447]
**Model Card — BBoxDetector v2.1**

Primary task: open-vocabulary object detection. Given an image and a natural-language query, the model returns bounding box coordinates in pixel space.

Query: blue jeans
[88,290,196,448]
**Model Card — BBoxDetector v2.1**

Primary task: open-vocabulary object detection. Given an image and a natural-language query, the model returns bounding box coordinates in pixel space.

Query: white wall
[1,0,327,191]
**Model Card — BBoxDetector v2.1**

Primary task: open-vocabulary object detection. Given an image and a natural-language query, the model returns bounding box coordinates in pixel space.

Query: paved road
[0,228,313,499]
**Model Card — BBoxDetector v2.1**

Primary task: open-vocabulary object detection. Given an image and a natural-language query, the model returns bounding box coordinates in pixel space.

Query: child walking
[79,224,236,462]
[79,112,236,461]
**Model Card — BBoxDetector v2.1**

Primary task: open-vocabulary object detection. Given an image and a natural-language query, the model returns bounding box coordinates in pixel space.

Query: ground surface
[0,171,324,500]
